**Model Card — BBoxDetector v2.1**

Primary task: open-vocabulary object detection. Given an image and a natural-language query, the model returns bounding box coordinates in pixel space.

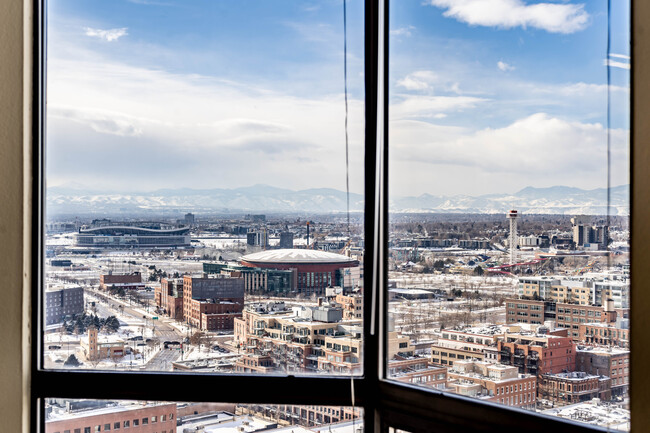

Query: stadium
[240,249,359,296]
[74,222,191,249]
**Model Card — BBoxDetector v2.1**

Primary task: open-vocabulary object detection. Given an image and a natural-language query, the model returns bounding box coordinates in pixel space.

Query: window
[6,0,644,432]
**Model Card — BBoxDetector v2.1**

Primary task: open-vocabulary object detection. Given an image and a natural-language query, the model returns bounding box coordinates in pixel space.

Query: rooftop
[241,249,357,265]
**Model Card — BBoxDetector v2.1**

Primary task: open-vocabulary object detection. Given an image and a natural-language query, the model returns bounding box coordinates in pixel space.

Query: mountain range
[46,184,629,216]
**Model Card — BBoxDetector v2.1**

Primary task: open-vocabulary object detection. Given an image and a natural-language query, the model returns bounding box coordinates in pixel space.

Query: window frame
[24,0,643,432]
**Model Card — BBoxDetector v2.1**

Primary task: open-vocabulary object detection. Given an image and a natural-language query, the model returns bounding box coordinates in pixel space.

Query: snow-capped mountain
[46,184,629,216]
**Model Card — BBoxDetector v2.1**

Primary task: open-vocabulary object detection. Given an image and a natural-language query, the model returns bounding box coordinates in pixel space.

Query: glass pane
[44,399,363,432]
[387,0,630,430]
[44,1,365,375]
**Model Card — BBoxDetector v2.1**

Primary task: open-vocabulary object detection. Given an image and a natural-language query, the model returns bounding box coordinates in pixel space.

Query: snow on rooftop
[241,249,356,264]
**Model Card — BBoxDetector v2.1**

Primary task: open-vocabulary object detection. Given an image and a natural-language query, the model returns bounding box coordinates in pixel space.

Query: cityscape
[44,208,629,432]
[42,0,631,432]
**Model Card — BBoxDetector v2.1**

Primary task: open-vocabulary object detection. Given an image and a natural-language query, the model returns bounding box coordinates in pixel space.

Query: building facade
[45,286,84,325]
[240,249,359,296]
[45,402,177,433]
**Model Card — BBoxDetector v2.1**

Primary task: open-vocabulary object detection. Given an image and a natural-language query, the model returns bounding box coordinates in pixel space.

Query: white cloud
[390,26,416,37]
[609,53,630,60]
[49,106,143,137]
[497,61,515,71]
[396,71,438,91]
[426,0,589,34]
[84,27,128,42]
[390,94,487,119]
[389,113,628,195]
[46,56,365,193]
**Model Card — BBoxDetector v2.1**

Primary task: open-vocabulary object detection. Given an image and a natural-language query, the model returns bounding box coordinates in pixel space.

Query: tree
[473,266,484,276]
[103,316,121,333]
[64,354,81,367]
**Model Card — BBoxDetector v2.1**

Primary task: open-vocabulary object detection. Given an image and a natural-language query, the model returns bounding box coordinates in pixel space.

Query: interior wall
[0,0,30,432]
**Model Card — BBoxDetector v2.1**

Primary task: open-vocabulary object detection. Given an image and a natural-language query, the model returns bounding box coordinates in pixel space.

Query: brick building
[496,332,575,376]
[155,278,184,319]
[539,372,611,407]
[388,357,447,389]
[190,298,243,331]
[45,402,177,433]
[446,360,537,409]
[99,273,144,291]
[575,347,629,397]
[182,274,244,330]
[579,322,630,348]
[505,298,616,339]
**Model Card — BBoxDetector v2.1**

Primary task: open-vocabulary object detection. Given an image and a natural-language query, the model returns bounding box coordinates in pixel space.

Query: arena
[240,249,359,296]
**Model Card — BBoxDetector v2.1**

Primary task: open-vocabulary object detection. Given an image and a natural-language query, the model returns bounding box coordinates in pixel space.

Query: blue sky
[46,0,629,198]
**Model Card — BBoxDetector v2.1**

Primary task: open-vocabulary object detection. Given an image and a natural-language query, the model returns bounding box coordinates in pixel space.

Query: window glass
[387,0,630,429]
[44,399,363,432]
[44,0,365,376]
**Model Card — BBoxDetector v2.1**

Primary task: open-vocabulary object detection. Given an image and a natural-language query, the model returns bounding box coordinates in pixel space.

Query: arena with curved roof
[240,249,359,296]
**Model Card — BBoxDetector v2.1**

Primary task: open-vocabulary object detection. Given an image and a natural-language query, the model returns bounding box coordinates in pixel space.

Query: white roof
[241,249,357,265]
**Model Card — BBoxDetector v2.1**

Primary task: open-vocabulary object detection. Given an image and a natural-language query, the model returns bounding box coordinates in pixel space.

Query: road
[87,288,184,341]
[144,346,181,371]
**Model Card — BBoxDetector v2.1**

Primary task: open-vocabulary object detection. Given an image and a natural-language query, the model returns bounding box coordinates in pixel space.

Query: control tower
[507,210,519,265]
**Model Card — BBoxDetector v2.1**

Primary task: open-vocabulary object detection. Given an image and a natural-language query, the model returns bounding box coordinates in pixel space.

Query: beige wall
[0,1,31,433]
[1,1,649,432]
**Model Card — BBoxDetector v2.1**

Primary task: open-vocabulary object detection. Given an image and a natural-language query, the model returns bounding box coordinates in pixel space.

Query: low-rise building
[45,401,177,433]
[99,273,144,291]
[576,346,629,397]
[389,357,447,389]
[79,328,125,361]
[579,322,630,348]
[539,371,611,407]
[496,332,575,376]
[446,360,537,409]
[335,293,363,320]
[234,301,362,374]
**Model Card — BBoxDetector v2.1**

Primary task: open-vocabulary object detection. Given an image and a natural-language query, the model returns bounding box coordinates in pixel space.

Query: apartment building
[579,322,630,348]
[234,302,362,373]
[431,325,509,367]
[335,293,363,320]
[506,298,616,340]
[45,285,84,326]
